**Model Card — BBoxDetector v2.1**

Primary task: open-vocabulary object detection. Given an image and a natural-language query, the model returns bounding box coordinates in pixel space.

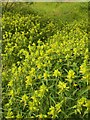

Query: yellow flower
[29,68,36,75]
[25,76,32,87]
[36,61,42,69]
[77,97,86,106]
[37,74,41,79]
[38,85,48,97]
[80,63,87,75]
[6,108,14,118]
[16,113,22,118]
[73,83,78,87]
[40,50,44,56]
[9,90,14,97]
[21,94,28,102]
[57,81,69,93]
[31,96,38,103]
[43,72,50,79]
[53,69,62,77]
[21,94,28,106]
[18,66,22,73]
[48,103,62,118]
[59,59,62,62]
[74,97,87,114]
[8,80,13,87]
[67,69,75,83]
[67,70,75,79]
[46,49,53,54]
[55,103,61,113]
[85,100,90,111]
[36,114,47,118]
[29,101,38,111]
[48,106,55,116]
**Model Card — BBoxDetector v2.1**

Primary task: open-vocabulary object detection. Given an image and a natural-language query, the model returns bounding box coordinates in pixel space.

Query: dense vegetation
[2,2,89,119]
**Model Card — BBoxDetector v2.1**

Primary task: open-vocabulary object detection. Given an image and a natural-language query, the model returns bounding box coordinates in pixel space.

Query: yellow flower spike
[34,90,38,95]
[57,81,69,93]
[18,66,22,73]
[36,114,47,118]
[46,49,53,54]
[21,94,28,101]
[9,90,14,97]
[29,101,37,111]
[6,109,14,119]
[8,80,13,87]
[16,113,22,118]
[53,69,62,77]
[11,64,17,74]
[29,68,36,75]
[40,50,44,56]
[80,63,87,75]
[31,95,38,104]
[36,61,42,69]
[59,59,62,63]
[73,83,78,87]
[25,76,32,87]
[43,72,50,79]
[56,49,60,55]
[38,74,42,79]
[77,97,86,105]
[67,69,75,83]
[31,116,34,118]
[31,95,36,100]
[55,103,61,113]
[74,97,87,115]
[21,94,28,106]
[85,100,90,111]
[37,114,43,118]
[48,106,55,116]
[38,85,48,97]
[40,85,48,91]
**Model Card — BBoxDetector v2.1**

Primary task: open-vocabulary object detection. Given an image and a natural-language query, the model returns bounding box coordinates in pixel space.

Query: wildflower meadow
[2,2,89,120]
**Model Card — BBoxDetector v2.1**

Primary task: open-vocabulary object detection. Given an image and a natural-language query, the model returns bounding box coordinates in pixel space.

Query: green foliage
[2,4,89,120]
